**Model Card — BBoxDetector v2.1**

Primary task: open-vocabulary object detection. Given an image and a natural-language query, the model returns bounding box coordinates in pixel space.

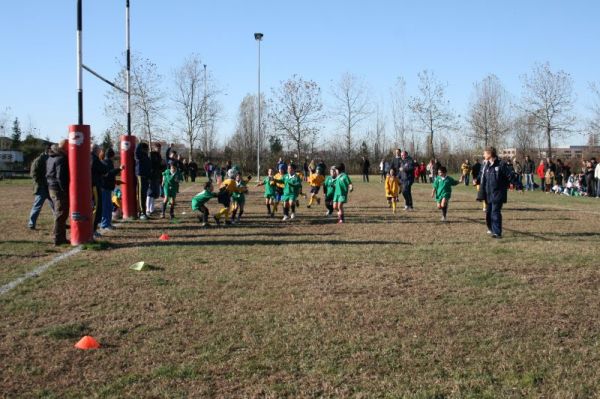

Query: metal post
[254,33,263,181]
[77,0,83,125]
[203,63,207,157]
[126,0,131,136]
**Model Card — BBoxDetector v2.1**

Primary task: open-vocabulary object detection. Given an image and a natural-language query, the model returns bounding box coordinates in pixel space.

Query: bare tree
[467,74,512,149]
[198,67,223,159]
[173,54,207,159]
[512,114,541,158]
[104,53,165,146]
[520,62,576,158]
[409,70,457,159]
[330,72,371,154]
[229,94,267,171]
[390,76,409,149]
[587,82,600,147]
[269,75,324,162]
[369,102,387,162]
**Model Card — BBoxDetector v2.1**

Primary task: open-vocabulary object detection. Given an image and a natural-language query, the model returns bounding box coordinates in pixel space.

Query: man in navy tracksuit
[135,142,152,220]
[480,147,511,238]
[398,150,415,210]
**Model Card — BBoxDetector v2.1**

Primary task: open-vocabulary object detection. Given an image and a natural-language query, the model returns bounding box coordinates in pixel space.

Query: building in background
[501,145,600,161]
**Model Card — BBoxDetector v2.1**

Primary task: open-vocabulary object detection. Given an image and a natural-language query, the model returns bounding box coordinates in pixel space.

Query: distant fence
[0,169,30,179]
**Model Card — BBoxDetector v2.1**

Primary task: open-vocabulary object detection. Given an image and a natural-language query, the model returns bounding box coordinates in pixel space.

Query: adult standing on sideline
[390,149,402,174]
[460,159,472,186]
[361,156,370,182]
[91,145,111,237]
[46,141,69,246]
[536,160,546,192]
[480,147,511,238]
[147,143,164,215]
[522,155,535,191]
[188,158,199,182]
[99,148,123,230]
[28,143,54,229]
[398,150,415,210]
[135,141,151,220]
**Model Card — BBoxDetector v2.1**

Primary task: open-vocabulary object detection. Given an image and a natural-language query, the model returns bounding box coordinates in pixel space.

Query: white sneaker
[487,230,492,235]
[404,206,409,211]
[290,213,295,219]
[441,216,447,222]
[282,215,289,221]
[325,211,331,217]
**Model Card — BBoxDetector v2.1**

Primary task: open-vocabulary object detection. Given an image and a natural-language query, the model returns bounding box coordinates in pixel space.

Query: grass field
[1,176,600,398]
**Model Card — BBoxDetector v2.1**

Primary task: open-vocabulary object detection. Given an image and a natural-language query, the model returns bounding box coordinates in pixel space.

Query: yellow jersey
[308,173,325,187]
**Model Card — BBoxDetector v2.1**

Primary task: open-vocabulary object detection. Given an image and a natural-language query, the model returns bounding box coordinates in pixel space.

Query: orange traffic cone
[159,233,170,241]
[74,335,100,350]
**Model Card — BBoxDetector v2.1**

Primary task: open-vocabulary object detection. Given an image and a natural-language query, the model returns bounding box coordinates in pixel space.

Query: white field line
[0,246,82,296]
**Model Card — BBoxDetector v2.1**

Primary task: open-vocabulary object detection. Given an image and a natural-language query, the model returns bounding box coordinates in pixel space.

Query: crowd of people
[26,139,599,246]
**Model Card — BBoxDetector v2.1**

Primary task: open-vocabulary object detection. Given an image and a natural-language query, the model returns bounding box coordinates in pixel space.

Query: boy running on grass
[306,167,325,208]
[431,166,460,222]
[191,181,217,227]
[323,166,337,217]
[277,164,303,221]
[161,161,183,219]
[385,168,401,213]
[273,164,286,214]
[333,163,353,224]
[230,173,248,224]
[256,168,276,217]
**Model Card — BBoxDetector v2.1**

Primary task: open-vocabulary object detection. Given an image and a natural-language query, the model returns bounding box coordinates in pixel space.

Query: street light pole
[254,33,263,181]
[203,63,207,158]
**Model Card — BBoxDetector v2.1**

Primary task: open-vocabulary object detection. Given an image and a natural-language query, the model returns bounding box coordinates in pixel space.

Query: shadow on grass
[111,238,405,249]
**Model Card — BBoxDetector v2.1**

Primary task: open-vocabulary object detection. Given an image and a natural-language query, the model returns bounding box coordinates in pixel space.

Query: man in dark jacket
[188,159,199,182]
[46,140,69,245]
[28,144,55,229]
[471,158,482,186]
[522,155,535,191]
[135,142,151,220]
[480,147,511,238]
[390,149,402,173]
[91,144,112,236]
[361,156,370,182]
[399,150,415,210]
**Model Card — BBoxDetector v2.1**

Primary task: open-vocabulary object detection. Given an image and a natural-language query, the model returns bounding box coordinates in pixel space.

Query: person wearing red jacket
[536,160,546,191]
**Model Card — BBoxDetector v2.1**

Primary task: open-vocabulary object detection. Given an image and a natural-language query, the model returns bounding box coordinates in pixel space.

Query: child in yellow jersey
[385,168,401,213]
[306,169,325,208]
[273,164,286,213]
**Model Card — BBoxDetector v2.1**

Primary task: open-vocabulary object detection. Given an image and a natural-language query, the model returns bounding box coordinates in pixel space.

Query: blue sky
[1,0,598,146]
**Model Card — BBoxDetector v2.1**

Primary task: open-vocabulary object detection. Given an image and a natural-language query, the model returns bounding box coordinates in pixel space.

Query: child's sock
[283,206,289,217]
[291,203,296,213]
[392,201,396,213]
[273,202,279,212]
[442,206,448,218]
[161,201,167,215]
[238,209,244,220]
[147,197,154,213]
[266,204,271,214]
[169,204,174,218]
[308,196,314,206]
[230,208,237,221]
[203,211,209,223]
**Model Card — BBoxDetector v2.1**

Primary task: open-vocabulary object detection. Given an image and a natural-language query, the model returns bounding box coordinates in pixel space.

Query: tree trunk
[546,127,552,158]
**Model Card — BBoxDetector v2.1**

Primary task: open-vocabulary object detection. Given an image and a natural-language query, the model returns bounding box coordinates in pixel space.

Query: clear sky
[1,0,598,146]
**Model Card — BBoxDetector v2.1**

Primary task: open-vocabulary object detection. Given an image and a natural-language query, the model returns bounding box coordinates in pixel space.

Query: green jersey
[262,176,276,198]
[162,169,183,198]
[232,180,248,203]
[334,173,352,197]
[283,173,302,196]
[324,175,336,199]
[432,175,459,202]
[191,190,217,210]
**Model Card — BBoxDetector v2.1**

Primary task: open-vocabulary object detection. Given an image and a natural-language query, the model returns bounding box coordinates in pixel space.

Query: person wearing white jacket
[595,161,600,198]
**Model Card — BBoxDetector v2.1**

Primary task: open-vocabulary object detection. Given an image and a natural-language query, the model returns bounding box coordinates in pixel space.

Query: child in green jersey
[230,173,248,223]
[276,164,303,221]
[323,166,337,217]
[161,161,184,219]
[256,168,276,217]
[333,163,353,224]
[431,166,460,222]
[191,181,217,227]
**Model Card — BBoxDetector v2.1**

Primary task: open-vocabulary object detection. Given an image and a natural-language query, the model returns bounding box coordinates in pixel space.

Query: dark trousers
[485,201,503,236]
[49,189,69,244]
[402,180,413,208]
[93,186,102,231]
[137,176,149,216]
[362,172,369,182]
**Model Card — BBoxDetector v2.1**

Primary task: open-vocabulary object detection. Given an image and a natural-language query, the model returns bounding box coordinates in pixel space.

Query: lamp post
[254,32,263,181]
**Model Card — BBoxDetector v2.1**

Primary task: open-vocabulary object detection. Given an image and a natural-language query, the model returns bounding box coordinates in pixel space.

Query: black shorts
[310,186,321,194]
[217,191,231,207]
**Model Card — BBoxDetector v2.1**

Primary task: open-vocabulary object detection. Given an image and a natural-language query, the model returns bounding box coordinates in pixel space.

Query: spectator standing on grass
[595,159,600,198]
[28,143,55,230]
[513,159,524,191]
[135,141,151,220]
[91,144,112,237]
[471,158,482,187]
[99,148,123,230]
[480,146,511,239]
[303,159,310,182]
[46,140,69,246]
[147,144,164,215]
[523,155,535,191]
[361,156,370,182]
[419,162,427,183]
[188,159,198,182]
[461,159,472,186]
[585,159,596,197]
[379,159,388,183]
[398,150,415,210]
[536,160,546,192]
[390,149,402,175]
[555,159,565,187]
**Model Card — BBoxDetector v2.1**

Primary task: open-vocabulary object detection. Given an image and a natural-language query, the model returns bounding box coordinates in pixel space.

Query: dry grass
[1,176,600,398]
